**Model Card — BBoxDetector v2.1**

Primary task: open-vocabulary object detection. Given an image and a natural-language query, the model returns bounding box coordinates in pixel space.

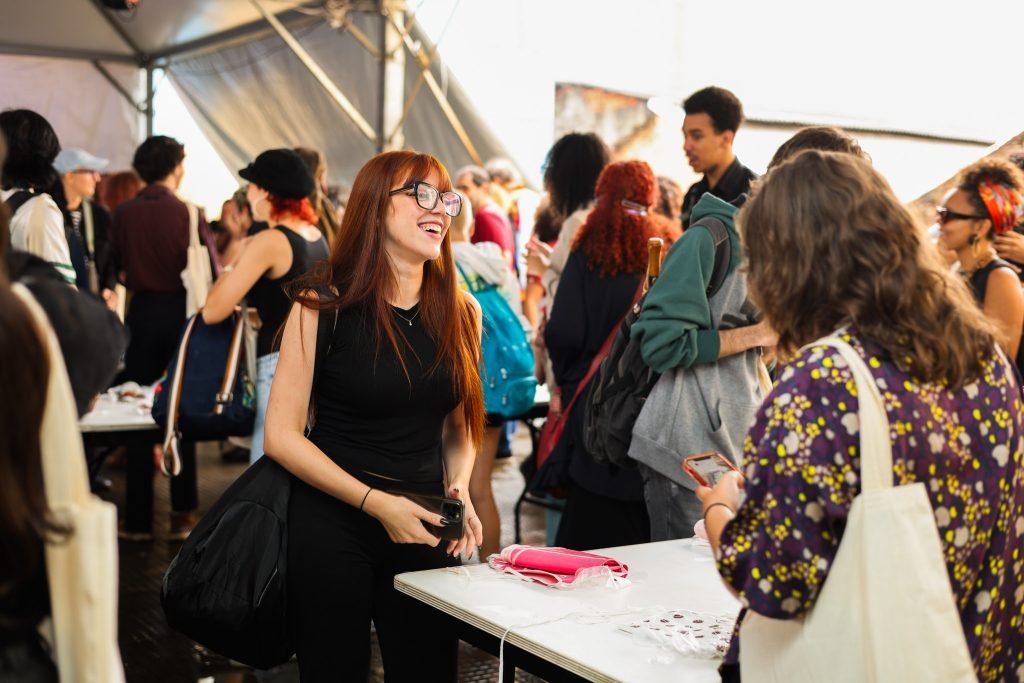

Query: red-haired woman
[542,160,680,551]
[203,149,328,464]
[263,150,484,680]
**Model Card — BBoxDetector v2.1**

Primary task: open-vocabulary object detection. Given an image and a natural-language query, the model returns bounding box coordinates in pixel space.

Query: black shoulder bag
[160,302,338,669]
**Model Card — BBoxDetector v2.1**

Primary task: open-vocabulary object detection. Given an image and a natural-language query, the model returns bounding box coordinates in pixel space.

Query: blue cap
[54,148,109,175]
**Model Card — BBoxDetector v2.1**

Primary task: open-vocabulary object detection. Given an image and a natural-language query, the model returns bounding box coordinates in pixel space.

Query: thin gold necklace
[391,305,421,326]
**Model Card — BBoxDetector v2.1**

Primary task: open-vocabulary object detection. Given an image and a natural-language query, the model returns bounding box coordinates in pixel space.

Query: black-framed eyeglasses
[936,206,987,225]
[389,181,462,217]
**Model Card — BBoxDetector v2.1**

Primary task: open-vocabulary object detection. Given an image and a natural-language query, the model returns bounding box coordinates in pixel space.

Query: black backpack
[583,216,732,468]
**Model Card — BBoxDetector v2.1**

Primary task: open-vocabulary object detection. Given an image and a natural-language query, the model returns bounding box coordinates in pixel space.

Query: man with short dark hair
[111,135,216,542]
[679,86,757,225]
[455,164,516,270]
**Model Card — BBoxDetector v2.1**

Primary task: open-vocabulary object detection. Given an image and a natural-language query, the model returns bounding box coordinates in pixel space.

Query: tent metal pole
[249,0,377,144]
[87,0,148,64]
[387,14,481,165]
[0,44,137,64]
[145,64,154,138]
[380,0,406,151]
[92,60,147,115]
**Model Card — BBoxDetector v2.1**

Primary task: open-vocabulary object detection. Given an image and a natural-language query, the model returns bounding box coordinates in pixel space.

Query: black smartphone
[396,492,465,541]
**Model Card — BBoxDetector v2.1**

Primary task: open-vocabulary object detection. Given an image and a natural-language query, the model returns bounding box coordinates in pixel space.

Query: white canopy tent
[0,0,517,192]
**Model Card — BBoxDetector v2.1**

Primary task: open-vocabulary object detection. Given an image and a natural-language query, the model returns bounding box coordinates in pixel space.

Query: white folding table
[80,390,158,433]
[395,539,740,682]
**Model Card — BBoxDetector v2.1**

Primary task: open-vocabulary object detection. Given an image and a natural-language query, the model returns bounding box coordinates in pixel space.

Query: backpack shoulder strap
[307,291,339,430]
[5,190,36,216]
[692,215,732,298]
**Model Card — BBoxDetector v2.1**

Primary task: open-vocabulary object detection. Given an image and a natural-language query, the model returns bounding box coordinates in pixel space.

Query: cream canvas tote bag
[181,202,212,318]
[13,284,125,683]
[740,335,975,683]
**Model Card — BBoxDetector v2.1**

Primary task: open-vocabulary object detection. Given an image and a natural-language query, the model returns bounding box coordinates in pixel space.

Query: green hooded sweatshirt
[630,193,743,373]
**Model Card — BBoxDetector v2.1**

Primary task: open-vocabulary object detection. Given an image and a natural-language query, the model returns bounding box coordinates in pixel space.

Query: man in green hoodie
[628,192,775,541]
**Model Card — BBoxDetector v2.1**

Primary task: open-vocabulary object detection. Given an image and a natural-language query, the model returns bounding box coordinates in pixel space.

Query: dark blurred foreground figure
[699,150,1024,682]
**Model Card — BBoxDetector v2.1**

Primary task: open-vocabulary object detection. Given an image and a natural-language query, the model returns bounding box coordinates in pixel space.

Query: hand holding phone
[396,492,465,541]
[682,453,739,487]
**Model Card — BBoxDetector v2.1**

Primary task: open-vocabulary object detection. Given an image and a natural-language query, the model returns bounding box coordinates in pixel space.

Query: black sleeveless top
[307,304,461,489]
[967,257,1015,304]
[246,226,328,357]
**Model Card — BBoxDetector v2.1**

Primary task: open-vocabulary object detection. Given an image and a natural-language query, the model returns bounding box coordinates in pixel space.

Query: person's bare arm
[201,230,286,324]
[983,267,1024,359]
[717,320,778,359]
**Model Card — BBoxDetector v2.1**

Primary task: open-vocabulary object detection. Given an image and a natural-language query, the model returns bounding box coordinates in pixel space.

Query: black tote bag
[160,303,337,669]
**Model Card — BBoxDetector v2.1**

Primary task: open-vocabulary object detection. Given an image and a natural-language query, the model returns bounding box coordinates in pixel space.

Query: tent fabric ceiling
[0,0,314,62]
[1,1,519,189]
[168,11,513,186]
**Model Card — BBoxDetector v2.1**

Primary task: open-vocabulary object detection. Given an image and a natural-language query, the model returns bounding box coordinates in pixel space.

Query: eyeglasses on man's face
[936,206,986,225]
[389,181,462,217]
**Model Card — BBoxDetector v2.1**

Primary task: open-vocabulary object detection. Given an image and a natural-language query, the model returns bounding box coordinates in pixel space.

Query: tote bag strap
[161,316,198,477]
[186,202,200,248]
[10,283,91,506]
[805,334,893,492]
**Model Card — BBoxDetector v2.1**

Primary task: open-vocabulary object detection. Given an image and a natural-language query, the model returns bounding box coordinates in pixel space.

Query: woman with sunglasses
[937,158,1024,360]
[263,151,484,681]
[202,149,329,464]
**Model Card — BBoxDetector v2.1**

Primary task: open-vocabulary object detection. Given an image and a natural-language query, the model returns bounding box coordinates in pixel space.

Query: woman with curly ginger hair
[542,160,679,550]
[698,150,1024,682]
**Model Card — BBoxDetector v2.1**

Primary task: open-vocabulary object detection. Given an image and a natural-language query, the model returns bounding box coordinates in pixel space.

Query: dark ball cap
[238,148,315,199]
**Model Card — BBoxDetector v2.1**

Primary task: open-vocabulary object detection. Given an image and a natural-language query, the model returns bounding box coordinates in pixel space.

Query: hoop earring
[971,235,984,261]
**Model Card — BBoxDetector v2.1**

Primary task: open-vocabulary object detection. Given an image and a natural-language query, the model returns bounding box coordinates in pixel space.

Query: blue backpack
[456,262,537,417]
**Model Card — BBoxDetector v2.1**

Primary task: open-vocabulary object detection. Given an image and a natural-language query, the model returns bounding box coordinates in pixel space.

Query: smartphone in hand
[397,492,465,541]
[682,453,739,487]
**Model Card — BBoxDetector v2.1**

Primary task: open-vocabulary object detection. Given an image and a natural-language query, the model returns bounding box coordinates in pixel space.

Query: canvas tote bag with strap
[12,283,125,683]
[739,335,975,683]
[181,202,212,318]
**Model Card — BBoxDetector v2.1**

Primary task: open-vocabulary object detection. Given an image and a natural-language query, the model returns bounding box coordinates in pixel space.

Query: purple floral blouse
[717,332,1024,682]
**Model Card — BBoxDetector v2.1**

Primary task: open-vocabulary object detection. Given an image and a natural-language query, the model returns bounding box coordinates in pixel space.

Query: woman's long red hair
[294,151,484,446]
[572,160,680,277]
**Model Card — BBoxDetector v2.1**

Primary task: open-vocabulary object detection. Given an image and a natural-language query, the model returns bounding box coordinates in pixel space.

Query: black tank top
[246,226,328,357]
[307,304,461,488]
[967,257,1015,304]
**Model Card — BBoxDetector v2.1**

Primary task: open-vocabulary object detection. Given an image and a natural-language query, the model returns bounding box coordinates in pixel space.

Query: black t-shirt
[307,304,460,489]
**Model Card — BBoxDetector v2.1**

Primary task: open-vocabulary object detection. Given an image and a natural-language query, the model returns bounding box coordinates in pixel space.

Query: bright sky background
[159,0,1024,214]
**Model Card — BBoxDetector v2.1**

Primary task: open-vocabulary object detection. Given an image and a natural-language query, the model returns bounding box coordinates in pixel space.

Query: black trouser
[124,432,197,533]
[122,289,185,385]
[287,478,459,682]
[121,290,198,529]
[554,480,650,551]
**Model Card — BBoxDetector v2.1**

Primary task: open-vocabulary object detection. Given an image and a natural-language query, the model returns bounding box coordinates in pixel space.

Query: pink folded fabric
[488,545,629,587]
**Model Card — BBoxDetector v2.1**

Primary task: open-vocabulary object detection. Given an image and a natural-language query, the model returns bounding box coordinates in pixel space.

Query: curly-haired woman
[937,157,1024,360]
[542,160,679,550]
[699,150,1024,682]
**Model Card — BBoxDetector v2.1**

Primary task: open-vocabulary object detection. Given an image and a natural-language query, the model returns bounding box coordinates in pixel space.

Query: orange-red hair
[268,194,318,225]
[295,151,484,446]
[572,160,680,277]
